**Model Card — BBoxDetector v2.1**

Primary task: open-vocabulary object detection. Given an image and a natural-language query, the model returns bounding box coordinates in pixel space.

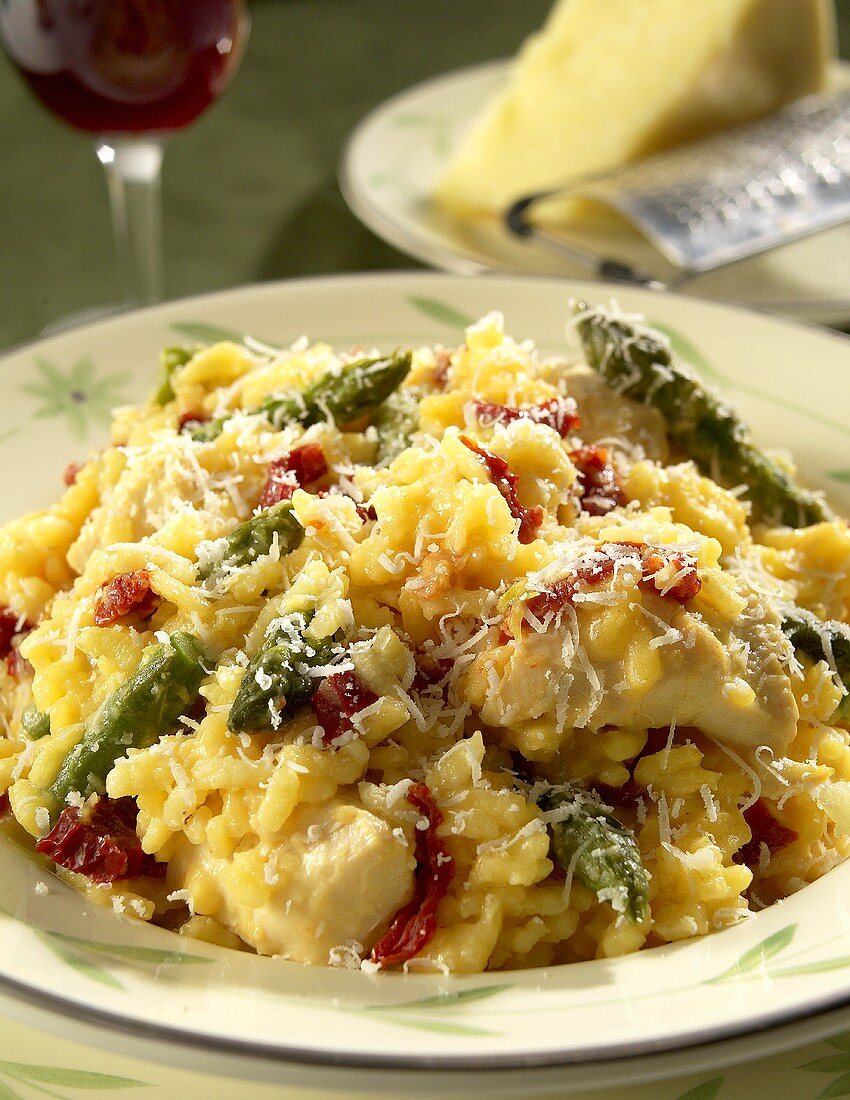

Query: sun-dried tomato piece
[312,671,378,745]
[285,443,328,486]
[411,653,452,695]
[370,782,454,968]
[0,607,33,661]
[259,462,298,507]
[733,799,797,868]
[524,542,699,624]
[595,779,641,810]
[640,726,676,759]
[355,502,377,523]
[524,543,638,620]
[600,779,643,809]
[36,796,164,884]
[460,435,543,544]
[315,487,375,523]
[472,396,580,438]
[525,576,581,622]
[178,410,209,432]
[595,729,674,808]
[93,570,160,628]
[640,547,701,604]
[5,648,31,680]
[0,792,9,817]
[433,349,452,390]
[63,461,84,486]
[259,443,329,509]
[525,560,613,620]
[0,609,22,657]
[569,445,626,516]
[0,606,34,679]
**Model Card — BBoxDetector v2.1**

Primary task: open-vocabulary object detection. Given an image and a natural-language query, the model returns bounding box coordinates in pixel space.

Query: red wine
[0,0,248,133]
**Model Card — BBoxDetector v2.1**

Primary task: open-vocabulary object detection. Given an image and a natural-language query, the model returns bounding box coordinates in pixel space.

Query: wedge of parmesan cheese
[434,0,835,220]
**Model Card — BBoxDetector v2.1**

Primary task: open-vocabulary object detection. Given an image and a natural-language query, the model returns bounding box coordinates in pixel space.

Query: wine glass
[0,0,249,313]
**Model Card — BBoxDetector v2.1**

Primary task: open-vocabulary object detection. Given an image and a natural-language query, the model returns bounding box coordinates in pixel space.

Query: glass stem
[95,138,164,307]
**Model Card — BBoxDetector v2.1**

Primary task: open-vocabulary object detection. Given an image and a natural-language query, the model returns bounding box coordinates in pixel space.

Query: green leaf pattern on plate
[801,1053,850,1072]
[169,321,280,350]
[363,983,513,1012]
[0,873,209,993]
[707,925,798,983]
[354,1012,497,1037]
[43,930,208,966]
[703,924,850,987]
[407,296,474,330]
[36,930,124,992]
[674,1077,724,1100]
[820,1077,850,1098]
[650,322,720,381]
[347,982,510,1037]
[392,112,454,159]
[18,356,130,441]
[801,1034,850,1097]
[23,917,212,992]
[0,1059,146,1097]
[770,955,850,978]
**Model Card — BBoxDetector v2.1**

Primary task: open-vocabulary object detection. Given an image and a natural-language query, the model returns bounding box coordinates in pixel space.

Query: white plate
[340,61,850,325]
[2,272,850,1096]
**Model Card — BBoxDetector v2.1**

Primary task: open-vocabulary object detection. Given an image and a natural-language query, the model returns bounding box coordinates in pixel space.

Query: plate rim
[3,943,850,1078]
[9,267,850,364]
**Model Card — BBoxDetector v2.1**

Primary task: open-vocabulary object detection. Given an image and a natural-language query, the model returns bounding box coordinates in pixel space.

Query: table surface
[2,3,850,1096]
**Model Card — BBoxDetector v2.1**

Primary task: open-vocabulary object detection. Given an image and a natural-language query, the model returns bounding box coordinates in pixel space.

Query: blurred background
[2,0,849,350]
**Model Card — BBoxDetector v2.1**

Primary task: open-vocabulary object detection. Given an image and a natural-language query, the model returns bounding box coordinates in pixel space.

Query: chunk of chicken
[561,364,669,462]
[167,800,416,964]
[466,590,797,756]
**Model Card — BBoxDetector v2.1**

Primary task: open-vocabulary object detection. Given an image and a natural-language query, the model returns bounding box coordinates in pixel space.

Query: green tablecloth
[0,0,550,348]
[1,0,849,349]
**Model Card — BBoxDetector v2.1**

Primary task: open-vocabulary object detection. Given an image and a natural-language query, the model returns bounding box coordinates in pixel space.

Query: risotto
[1,302,849,975]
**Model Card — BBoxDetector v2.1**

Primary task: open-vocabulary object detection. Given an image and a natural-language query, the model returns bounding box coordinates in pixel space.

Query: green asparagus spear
[154,346,196,405]
[542,787,649,924]
[373,386,421,465]
[44,632,207,819]
[575,305,830,528]
[783,609,850,721]
[228,611,336,732]
[198,501,305,584]
[191,352,412,443]
[189,415,228,442]
[257,351,412,430]
[21,703,50,740]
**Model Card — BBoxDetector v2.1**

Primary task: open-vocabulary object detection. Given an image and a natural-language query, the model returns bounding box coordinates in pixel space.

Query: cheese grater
[505,89,850,289]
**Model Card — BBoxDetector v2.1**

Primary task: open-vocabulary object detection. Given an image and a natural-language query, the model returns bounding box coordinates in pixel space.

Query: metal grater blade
[506,90,850,284]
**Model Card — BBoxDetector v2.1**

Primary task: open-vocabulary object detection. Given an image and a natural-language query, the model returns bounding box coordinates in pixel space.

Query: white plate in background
[340,62,850,326]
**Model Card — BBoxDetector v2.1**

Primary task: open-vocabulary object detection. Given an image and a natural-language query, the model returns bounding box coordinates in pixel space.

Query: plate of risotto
[1,272,850,1093]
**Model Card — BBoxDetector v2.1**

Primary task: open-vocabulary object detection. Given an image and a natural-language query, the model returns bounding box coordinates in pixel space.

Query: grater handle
[505,194,670,291]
